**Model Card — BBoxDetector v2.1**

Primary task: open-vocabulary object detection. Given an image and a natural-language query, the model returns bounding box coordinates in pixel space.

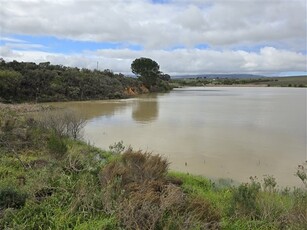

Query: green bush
[229,178,261,219]
[47,133,68,157]
[0,187,27,209]
[263,175,277,192]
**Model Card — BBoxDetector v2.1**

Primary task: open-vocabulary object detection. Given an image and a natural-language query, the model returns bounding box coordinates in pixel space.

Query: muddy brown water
[47,87,307,187]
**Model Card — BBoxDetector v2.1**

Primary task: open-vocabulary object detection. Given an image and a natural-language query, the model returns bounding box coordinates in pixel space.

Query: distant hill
[172,74,266,79]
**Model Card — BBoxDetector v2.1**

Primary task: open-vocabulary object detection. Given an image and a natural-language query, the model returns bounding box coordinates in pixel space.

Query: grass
[264,76,307,87]
[0,107,306,229]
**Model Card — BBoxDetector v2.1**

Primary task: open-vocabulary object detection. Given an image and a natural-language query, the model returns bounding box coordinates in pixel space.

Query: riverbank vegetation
[0,59,171,103]
[171,76,307,88]
[0,105,306,229]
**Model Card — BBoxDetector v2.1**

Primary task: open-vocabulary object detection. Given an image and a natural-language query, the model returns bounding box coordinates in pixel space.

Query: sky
[0,0,306,76]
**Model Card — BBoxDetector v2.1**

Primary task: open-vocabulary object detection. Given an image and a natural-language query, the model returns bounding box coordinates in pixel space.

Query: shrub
[108,140,125,154]
[263,175,277,192]
[121,149,169,182]
[229,177,261,219]
[99,150,221,229]
[0,187,27,209]
[38,109,86,140]
[117,181,166,230]
[296,164,307,187]
[100,150,169,187]
[47,133,68,157]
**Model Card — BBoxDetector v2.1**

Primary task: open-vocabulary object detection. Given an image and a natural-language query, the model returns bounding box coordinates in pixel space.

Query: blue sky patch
[151,0,170,4]
[195,44,210,50]
[1,34,143,53]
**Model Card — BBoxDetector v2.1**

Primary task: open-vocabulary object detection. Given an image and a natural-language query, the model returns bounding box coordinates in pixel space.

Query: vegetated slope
[0,60,148,103]
[171,75,307,87]
[264,76,307,87]
[0,106,220,229]
[0,105,306,229]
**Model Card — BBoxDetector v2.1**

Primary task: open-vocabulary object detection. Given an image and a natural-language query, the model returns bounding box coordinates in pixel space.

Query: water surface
[49,87,307,187]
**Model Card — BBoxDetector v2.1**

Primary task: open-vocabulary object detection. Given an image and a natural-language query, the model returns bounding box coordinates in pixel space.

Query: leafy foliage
[131,57,172,90]
[229,177,261,219]
[0,60,146,102]
[131,57,160,77]
[108,140,125,154]
[47,133,68,157]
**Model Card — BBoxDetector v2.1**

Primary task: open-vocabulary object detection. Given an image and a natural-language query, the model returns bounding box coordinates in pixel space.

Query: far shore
[204,84,268,87]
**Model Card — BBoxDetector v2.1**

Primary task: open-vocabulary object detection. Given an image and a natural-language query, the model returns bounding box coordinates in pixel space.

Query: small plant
[109,141,125,154]
[296,164,307,187]
[263,175,277,192]
[47,133,67,157]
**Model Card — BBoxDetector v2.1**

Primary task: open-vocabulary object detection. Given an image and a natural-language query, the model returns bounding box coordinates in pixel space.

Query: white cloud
[1,0,306,50]
[1,45,305,75]
[0,0,306,75]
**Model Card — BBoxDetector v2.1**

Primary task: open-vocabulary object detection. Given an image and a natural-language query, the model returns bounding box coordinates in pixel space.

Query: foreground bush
[229,177,261,219]
[0,187,27,209]
[99,150,221,229]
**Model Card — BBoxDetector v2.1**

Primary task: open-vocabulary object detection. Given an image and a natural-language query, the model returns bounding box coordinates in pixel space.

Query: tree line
[0,58,171,103]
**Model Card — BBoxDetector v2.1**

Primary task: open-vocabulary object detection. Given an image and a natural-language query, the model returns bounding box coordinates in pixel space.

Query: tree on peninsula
[131,57,161,88]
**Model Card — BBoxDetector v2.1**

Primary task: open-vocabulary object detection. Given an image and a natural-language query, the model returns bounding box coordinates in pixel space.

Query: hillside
[0,60,171,103]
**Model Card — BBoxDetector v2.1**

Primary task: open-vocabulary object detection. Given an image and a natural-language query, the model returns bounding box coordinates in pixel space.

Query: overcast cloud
[0,0,306,75]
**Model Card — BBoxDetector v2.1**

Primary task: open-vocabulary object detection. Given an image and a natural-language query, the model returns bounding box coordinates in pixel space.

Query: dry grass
[121,149,169,183]
[0,102,51,113]
[100,149,169,187]
[99,150,221,229]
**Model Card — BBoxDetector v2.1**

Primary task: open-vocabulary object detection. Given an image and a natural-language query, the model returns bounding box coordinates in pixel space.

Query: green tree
[0,70,22,101]
[159,73,171,81]
[131,57,160,87]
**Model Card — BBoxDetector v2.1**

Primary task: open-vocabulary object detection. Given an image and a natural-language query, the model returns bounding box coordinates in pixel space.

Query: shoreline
[205,84,268,87]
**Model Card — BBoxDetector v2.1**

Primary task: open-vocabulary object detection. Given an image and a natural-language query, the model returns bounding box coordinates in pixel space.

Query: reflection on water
[132,96,158,123]
[46,100,129,120]
[48,87,307,187]
[47,95,160,124]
